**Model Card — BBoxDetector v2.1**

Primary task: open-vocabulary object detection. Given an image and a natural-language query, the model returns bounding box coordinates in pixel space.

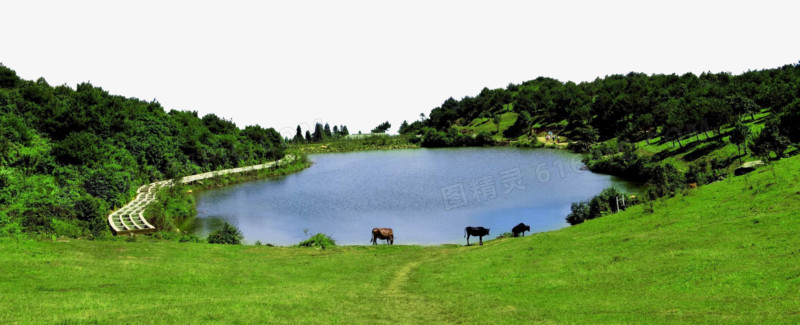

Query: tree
[0,64,20,88]
[312,123,324,142]
[750,115,790,160]
[493,115,502,134]
[332,125,339,136]
[729,120,750,155]
[305,130,311,142]
[340,125,349,136]
[570,125,599,143]
[779,99,800,142]
[398,120,410,134]
[323,123,332,138]
[371,121,391,133]
[566,202,590,225]
[647,163,684,199]
[293,125,304,143]
[727,95,760,120]
[635,113,655,144]
[503,111,531,138]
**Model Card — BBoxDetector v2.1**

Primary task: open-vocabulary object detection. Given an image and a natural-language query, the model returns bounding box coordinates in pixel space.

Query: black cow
[464,226,490,246]
[512,223,530,237]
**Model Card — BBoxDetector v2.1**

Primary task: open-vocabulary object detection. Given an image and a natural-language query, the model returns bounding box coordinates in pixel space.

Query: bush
[0,211,24,238]
[297,233,336,249]
[567,187,634,226]
[144,185,196,231]
[207,222,244,245]
[178,234,201,243]
[646,163,684,199]
[495,232,514,239]
[685,158,719,185]
[566,201,591,225]
[511,136,543,148]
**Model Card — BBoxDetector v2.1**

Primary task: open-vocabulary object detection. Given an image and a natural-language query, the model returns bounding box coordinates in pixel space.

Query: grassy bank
[184,153,312,192]
[2,155,797,323]
[143,153,312,234]
[291,135,420,154]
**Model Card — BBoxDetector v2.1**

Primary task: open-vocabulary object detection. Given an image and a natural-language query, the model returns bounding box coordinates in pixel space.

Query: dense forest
[0,64,286,237]
[401,62,800,153]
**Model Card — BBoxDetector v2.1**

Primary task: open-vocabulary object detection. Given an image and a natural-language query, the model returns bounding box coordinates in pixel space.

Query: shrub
[685,159,717,185]
[0,211,24,238]
[646,163,684,199]
[495,232,514,239]
[567,187,634,226]
[566,201,591,225]
[207,222,244,245]
[297,233,336,249]
[50,218,85,238]
[511,136,542,148]
[145,185,196,231]
[179,234,201,243]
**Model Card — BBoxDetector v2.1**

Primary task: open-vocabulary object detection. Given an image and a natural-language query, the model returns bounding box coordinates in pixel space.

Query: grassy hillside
[628,109,775,172]
[2,155,797,324]
[452,110,518,140]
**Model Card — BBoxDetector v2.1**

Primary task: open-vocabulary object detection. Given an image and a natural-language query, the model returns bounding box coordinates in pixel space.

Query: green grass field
[2,155,798,323]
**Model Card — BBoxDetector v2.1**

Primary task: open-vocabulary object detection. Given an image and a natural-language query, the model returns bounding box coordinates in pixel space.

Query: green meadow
[2,155,798,324]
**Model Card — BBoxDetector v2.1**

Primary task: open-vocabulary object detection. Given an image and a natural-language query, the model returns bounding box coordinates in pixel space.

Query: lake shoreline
[192,147,640,245]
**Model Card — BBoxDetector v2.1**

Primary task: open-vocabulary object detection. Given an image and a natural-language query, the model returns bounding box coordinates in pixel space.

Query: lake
[191,148,640,245]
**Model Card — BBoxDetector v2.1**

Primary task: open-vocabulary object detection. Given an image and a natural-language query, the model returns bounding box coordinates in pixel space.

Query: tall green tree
[293,125,304,143]
[750,115,789,160]
[371,121,391,133]
[312,123,324,142]
[729,120,751,155]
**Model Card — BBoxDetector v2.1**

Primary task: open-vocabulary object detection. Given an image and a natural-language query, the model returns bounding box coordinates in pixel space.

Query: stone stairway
[108,155,294,235]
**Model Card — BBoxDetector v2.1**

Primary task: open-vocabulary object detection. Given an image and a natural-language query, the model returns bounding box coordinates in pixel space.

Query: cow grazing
[464,226,490,246]
[512,223,531,237]
[371,228,394,245]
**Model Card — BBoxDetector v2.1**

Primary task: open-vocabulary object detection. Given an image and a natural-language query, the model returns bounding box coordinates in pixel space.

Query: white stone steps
[107,155,294,235]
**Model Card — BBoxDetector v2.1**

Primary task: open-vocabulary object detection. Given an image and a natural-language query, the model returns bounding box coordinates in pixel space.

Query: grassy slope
[453,108,518,140]
[409,157,800,323]
[631,110,773,172]
[1,157,798,323]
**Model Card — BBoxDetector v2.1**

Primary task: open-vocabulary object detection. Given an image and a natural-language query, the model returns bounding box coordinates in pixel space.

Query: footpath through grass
[1,157,799,323]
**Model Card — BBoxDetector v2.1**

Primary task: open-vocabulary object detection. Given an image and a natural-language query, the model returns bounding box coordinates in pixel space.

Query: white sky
[2,1,799,136]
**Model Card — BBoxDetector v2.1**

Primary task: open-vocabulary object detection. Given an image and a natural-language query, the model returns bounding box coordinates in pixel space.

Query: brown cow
[371,228,394,245]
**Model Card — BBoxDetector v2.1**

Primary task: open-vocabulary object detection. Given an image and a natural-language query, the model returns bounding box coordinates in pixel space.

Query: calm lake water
[191,148,640,245]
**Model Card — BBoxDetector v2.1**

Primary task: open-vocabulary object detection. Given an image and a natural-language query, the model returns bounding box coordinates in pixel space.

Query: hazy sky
[2,1,799,136]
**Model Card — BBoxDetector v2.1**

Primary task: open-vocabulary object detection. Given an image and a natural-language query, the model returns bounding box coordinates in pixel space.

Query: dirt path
[380,249,457,323]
